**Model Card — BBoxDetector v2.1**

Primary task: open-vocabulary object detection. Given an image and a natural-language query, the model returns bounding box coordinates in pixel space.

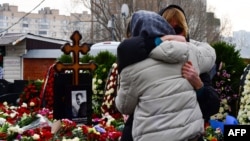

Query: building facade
[0,3,92,41]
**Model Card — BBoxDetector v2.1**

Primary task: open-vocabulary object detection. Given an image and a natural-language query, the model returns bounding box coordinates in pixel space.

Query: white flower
[0,117,6,125]
[9,106,16,110]
[238,117,243,123]
[242,113,248,119]
[32,134,40,140]
[10,112,17,118]
[3,101,8,106]
[219,107,224,113]
[246,99,250,105]
[221,99,227,104]
[110,82,114,87]
[109,88,114,94]
[210,115,216,120]
[99,90,104,94]
[71,137,80,141]
[93,84,97,90]
[238,71,250,125]
[102,68,106,73]
[30,102,35,107]
[93,78,96,83]
[23,113,28,117]
[216,113,224,120]
[98,79,103,84]
[247,111,250,117]
[215,128,221,134]
[110,76,114,81]
[93,90,97,94]
[240,98,244,104]
[112,63,117,68]
[105,91,110,95]
[21,103,28,108]
[107,84,110,89]
[246,74,250,79]
[7,125,24,134]
[224,104,229,110]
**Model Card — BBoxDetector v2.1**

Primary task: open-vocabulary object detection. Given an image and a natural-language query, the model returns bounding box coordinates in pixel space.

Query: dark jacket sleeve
[117,36,155,73]
[197,72,220,121]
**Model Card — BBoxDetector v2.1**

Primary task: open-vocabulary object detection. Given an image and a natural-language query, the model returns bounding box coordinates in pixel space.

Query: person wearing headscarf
[115,10,216,141]
[118,4,220,121]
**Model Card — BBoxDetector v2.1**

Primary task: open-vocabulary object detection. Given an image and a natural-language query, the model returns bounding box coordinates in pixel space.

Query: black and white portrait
[71,90,87,118]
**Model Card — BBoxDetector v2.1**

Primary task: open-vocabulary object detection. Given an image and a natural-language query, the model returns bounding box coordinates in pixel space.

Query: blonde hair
[125,16,132,38]
[162,8,188,38]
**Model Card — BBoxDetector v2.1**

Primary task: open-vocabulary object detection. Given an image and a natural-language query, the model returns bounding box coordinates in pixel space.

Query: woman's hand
[123,114,129,122]
[182,61,203,90]
[161,35,186,42]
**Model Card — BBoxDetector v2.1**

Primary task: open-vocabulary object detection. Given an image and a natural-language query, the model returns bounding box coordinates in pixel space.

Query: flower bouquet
[237,64,250,124]
[0,101,123,141]
[204,124,223,141]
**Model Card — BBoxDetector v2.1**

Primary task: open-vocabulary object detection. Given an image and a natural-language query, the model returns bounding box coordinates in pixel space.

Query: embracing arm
[182,61,203,90]
[117,35,186,73]
[115,69,138,115]
[190,41,216,73]
[182,54,219,120]
[117,37,154,73]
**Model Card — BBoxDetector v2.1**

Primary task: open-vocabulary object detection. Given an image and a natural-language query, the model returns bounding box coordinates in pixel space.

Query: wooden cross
[54,31,97,85]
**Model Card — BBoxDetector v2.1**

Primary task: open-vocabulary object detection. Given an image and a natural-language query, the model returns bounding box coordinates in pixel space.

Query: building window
[39,31,47,35]
[22,23,28,27]
[0,22,7,27]
[0,15,7,20]
[39,24,49,29]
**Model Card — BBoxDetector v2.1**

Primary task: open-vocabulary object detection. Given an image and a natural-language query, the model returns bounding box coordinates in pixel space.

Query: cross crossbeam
[54,31,97,85]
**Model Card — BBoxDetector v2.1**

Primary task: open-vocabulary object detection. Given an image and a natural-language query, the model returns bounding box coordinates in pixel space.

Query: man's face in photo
[76,93,84,105]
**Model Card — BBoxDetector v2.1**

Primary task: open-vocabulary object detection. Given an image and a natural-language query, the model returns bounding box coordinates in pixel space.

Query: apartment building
[0,1,220,43]
[0,3,92,41]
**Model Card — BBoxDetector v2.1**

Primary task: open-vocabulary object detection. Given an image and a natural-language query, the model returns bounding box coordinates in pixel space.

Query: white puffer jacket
[115,40,216,141]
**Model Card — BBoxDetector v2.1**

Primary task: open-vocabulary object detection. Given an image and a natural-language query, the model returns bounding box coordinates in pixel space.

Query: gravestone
[53,31,97,125]
[0,79,28,105]
[0,79,10,95]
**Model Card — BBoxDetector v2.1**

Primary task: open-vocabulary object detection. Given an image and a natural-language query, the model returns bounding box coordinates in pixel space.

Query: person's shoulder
[190,39,211,47]
[190,39,200,44]
[119,37,145,48]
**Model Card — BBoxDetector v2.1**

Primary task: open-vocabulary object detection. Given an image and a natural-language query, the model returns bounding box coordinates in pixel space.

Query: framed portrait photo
[53,73,93,125]
[66,85,92,125]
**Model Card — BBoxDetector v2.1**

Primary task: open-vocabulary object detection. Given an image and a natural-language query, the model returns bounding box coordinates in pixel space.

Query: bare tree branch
[75,0,228,44]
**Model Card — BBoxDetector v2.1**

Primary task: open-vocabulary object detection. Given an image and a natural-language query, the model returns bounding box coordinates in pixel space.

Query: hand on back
[182,61,203,90]
[161,35,186,42]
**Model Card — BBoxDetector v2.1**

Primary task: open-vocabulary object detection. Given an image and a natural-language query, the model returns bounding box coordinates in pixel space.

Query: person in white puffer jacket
[115,10,216,141]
